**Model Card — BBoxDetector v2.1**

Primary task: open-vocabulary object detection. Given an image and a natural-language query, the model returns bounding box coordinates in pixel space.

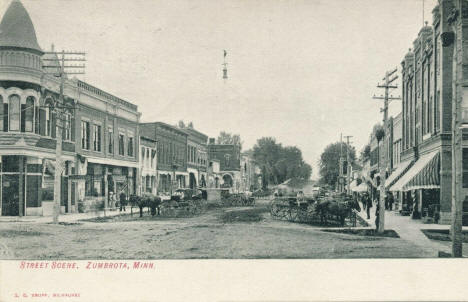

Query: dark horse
[315,195,361,226]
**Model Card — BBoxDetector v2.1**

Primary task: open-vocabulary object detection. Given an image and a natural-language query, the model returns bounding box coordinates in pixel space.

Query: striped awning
[389,150,440,192]
[385,160,413,189]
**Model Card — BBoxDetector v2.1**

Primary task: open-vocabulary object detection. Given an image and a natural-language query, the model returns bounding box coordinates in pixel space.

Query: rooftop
[0,0,43,54]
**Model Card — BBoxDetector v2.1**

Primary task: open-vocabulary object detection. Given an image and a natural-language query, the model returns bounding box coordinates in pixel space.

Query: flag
[224,50,227,58]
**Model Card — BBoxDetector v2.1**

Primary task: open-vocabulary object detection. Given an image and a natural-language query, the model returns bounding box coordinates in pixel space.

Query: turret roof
[0,0,43,54]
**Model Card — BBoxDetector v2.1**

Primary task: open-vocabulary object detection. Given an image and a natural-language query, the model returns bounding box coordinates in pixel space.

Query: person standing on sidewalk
[375,201,380,231]
[119,192,127,212]
[364,193,372,219]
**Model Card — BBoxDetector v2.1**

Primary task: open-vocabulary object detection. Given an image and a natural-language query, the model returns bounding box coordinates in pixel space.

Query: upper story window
[93,124,101,152]
[24,96,35,133]
[63,111,72,141]
[0,93,40,134]
[128,136,134,157]
[81,120,90,150]
[44,99,53,137]
[108,127,114,154]
[9,95,20,131]
[118,134,125,156]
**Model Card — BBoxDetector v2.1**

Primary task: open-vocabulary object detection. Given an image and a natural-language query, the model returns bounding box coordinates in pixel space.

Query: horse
[315,195,361,226]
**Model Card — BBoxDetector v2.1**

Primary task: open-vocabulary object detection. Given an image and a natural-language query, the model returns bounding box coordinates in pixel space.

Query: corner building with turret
[0,0,141,216]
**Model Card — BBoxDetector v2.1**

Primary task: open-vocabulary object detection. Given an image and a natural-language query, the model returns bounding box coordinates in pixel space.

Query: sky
[1,0,438,179]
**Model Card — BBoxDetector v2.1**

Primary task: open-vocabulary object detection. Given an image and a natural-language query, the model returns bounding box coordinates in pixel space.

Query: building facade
[182,126,208,189]
[140,122,188,195]
[139,136,157,195]
[207,139,241,192]
[389,2,452,223]
[0,0,141,216]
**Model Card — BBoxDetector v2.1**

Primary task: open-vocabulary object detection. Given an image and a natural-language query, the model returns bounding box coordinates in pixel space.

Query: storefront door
[2,175,19,216]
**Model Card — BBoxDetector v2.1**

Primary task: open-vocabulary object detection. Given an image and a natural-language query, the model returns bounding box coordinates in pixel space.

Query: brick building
[389,2,452,223]
[140,122,188,195]
[207,139,241,192]
[0,0,141,216]
[139,136,157,195]
[182,126,208,189]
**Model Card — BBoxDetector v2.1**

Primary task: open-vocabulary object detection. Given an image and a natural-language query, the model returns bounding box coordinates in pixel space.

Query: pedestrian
[360,193,366,211]
[119,192,127,212]
[375,201,380,231]
[365,193,372,219]
[388,192,394,211]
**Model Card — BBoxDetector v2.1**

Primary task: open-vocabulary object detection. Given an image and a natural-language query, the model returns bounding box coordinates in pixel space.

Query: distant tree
[253,137,311,186]
[360,144,371,161]
[178,120,185,128]
[319,142,356,187]
[188,121,194,128]
[217,131,242,148]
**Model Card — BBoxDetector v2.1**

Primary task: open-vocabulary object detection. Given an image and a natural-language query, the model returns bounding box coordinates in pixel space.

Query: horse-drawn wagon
[269,193,360,226]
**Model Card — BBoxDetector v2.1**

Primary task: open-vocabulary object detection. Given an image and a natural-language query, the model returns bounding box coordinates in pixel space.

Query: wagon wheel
[288,207,299,222]
[165,207,176,217]
[297,208,309,223]
[270,204,287,219]
[270,203,282,219]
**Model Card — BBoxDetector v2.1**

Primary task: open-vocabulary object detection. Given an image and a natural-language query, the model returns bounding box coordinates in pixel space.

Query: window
[128,137,134,157]
[63,112,71,140]
[119,134,125,155]
[463,149,468,188]
[8,95,20,131]
[93,124,101,151]
[108,127,114,154]
[44,100,53,136]
[25,96,34,132]
[0,95,3,132]
[81,120,90,150]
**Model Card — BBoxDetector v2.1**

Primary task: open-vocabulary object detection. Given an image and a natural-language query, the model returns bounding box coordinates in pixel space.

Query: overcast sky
[3,0,438,179]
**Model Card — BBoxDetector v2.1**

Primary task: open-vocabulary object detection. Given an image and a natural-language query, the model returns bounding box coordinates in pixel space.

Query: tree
[178,120,185,128]
[319,142,356,187]
[360,144,371,162]
[217,131,242,148]
[253,137,312,187]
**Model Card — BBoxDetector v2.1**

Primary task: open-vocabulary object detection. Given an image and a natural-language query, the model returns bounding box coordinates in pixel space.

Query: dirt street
[0,204,432,259]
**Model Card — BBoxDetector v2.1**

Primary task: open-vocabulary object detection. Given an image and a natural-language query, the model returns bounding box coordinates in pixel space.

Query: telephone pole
[373,68,401,233]
[446,4,463,257]
[43,47,85,224]
[344,135,353,194]
[339,133,343,192]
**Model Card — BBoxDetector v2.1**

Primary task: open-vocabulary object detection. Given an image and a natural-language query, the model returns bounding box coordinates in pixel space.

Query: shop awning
[385,160,413,189]
[389,150,440,192]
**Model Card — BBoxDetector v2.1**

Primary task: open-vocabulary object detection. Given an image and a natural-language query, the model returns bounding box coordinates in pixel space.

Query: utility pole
[223,50,228,81]
[43,47,85,224]
[447,4,463,257]
[373,68,401,233]
[339,133,343,192]
[344,135,353,195]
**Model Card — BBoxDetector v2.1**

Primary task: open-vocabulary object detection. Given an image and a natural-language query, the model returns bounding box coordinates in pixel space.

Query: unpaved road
[0,204,434,259]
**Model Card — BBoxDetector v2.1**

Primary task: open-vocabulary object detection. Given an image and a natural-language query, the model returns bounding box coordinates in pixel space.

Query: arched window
[8,94,20,131]
[63,108,72,140]
[25,96,35,132]
[44,99,53,136]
